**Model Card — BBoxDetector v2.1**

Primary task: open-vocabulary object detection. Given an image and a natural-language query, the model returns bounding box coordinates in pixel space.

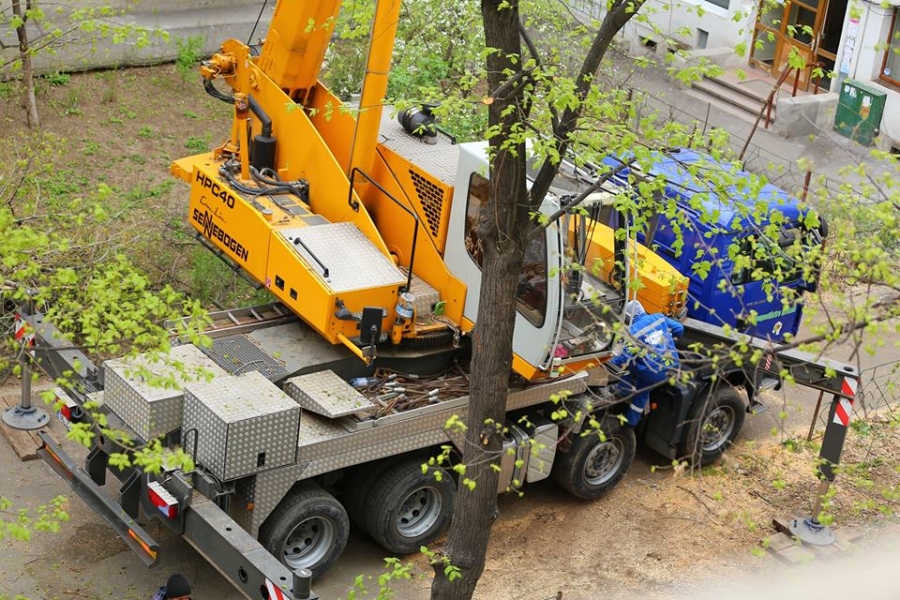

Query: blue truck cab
[599,148,825,342]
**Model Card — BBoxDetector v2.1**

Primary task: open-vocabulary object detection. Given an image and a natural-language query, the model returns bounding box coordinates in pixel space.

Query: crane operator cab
[442,142,688,380]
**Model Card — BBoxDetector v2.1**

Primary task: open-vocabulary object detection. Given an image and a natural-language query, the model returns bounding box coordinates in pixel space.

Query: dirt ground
[2,66,900,600]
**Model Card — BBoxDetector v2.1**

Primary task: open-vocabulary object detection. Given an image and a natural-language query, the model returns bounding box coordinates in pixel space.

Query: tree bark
[430,2,532,600]
[431,2,647,598]
[12,0,41,129]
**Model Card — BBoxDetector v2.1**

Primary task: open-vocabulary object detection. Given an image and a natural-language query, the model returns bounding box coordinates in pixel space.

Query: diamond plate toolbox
[183,370,300,481]
[103,345,228,441]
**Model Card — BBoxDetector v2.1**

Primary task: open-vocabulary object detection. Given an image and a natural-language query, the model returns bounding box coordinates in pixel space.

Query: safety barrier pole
[790,375,859,545]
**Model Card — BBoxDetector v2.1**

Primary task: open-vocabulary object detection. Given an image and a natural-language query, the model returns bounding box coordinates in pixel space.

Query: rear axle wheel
[361,456,456,555]
[259,482,349,579]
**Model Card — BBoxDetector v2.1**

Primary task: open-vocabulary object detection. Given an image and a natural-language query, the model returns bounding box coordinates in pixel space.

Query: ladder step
[759,376,781,391]
[748,399,768,415]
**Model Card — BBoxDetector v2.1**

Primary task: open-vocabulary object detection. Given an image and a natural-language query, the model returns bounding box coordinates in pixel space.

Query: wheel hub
[397,487,442,538]
[701,405,736,451]
[584,437,624,485]
[283,516,335,570]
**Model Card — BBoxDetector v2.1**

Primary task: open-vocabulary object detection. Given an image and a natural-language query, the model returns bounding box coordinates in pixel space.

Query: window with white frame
[882,8,900,86]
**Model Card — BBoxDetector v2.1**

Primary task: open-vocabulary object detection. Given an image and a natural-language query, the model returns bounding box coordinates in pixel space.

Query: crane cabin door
[443,143,562,375]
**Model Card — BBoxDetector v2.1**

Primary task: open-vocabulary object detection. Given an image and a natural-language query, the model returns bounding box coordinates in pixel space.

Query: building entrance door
[750,0,826,91]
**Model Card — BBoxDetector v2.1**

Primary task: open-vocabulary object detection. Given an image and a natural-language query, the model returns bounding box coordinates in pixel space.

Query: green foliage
[346,553,449,600]
[45,72,71,86]
[325,0,487,140]
[422,546,461,582]
[0,2,168,124]
[0,130,210,365]
[186,247,265,307]
[0,495,70,542]
[39,253,204,356]
[175,35,206,83]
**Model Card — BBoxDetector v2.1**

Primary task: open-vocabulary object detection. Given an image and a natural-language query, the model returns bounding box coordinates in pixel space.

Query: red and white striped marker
[264,579,287,600]
[832,376,859,427]
[14,313,35,347]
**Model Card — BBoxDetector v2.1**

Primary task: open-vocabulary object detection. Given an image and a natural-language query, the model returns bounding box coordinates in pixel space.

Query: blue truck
[597,148,826,342]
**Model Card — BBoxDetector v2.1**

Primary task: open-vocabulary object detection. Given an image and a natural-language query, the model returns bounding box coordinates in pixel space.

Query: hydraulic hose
[248,96,272,137]
[203,78,233,104]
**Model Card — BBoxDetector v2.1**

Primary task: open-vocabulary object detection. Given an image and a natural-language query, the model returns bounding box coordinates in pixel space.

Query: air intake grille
[410,169,445,238]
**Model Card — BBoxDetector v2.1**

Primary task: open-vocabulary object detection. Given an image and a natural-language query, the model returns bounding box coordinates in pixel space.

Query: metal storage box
[103,345,228,441]
[183,370,300,481]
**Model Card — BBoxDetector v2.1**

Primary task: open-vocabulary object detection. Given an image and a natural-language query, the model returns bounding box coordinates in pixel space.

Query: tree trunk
[430,2,648,598]
[13,0,41,129]
[430,2,531,599]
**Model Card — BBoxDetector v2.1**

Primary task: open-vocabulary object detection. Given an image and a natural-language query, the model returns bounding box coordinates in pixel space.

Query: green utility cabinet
[834,79,887,146]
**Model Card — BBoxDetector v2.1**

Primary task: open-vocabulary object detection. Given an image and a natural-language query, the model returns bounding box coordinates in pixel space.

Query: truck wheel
[342,459,395,527]
[362,456,455,555]
[681,385,745,465]
[552,423,636,500]
[258,482,349,579]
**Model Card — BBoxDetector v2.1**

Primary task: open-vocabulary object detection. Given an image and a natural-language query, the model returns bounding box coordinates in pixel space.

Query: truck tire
[258,482,350,579]
[552,422,636,500]
[680,385,745,465]
[362,456,455,555]
[342,458,395,527]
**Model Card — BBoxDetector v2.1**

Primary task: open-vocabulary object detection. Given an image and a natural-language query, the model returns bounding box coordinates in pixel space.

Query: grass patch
[45,72,72,87]
[124,180,175,202]
[184,135,209,152]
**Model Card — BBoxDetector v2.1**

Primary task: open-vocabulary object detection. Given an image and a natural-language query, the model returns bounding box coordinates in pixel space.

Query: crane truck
[21,2,862,599]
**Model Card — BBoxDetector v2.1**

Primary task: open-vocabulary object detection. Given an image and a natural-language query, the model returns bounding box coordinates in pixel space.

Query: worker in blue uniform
[610,300,684,427]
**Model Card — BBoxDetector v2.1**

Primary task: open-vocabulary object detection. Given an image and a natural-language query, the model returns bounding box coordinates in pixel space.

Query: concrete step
[708,70,773,103]
[691,77,773,122]
[683,87,772,128]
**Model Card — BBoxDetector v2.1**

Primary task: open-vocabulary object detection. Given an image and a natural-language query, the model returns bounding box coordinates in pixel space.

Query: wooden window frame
[881,8,900,87]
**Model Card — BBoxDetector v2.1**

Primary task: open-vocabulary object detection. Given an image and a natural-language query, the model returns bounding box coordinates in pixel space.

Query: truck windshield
[730,221,824,288]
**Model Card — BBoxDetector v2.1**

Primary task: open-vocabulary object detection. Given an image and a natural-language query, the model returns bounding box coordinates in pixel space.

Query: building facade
[585,0,900,149]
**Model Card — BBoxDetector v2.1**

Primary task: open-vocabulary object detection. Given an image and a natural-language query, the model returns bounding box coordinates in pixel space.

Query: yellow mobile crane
[170,0,687,380]
[21,2,861,598]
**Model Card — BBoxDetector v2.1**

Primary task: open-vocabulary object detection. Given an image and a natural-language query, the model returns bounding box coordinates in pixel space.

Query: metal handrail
[348,167,420,293]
